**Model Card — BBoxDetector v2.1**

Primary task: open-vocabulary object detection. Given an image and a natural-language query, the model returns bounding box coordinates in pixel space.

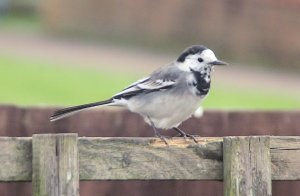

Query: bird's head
[176,45,227,72]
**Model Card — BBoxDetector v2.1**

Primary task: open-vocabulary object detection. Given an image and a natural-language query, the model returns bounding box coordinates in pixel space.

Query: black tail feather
[50,99,113,121]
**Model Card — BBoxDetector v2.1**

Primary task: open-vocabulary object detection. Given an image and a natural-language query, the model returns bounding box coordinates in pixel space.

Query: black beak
[209,60,228,66]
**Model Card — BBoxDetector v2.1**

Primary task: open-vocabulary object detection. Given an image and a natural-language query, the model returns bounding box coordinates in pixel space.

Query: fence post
[32,134,79,196]
[223,136,271,196]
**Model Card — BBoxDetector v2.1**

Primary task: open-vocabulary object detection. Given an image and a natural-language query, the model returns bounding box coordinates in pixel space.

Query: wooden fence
[0,134,299,196]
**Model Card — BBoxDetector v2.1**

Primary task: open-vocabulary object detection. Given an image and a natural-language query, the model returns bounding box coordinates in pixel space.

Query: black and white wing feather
[113,77,176,100]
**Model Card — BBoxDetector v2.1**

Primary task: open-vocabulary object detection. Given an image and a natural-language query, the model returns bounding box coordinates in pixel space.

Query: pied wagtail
[50,45,227,144]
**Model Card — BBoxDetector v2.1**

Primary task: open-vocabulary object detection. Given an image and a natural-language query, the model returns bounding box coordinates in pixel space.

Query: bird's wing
[113,63,182,99]
[113,76,176,99]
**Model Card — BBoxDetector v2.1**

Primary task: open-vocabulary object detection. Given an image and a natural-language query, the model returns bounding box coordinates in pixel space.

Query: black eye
[198,58,203,63]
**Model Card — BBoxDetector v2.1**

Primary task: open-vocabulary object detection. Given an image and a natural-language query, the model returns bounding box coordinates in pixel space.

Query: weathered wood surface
[0,137,32,181]
[78,137,223,180]
[32,134,79,196]
[32,134,58,196]
[223,136,272,196]
[0,136,299,181]
[270,136,300,180]
[57,134,79,196]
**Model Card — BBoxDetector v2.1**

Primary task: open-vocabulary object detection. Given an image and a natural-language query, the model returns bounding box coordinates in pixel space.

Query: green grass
[207,86,299,109]
[0,55,139,106]
[0,13,40,32]
[0,55,299,109]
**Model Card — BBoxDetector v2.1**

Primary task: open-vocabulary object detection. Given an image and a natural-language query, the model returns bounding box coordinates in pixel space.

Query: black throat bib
[190,68,211,96]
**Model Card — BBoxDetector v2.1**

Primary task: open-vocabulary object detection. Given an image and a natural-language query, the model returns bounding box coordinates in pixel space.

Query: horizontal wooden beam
[270,137,300,180]
[0,136,299,181]
[0,137,32,181]
[78,137,223,180]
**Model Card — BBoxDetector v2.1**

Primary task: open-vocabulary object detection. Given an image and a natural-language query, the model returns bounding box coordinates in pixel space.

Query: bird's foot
[173,127,199,143]
[177,133,199,143]
[147,116,169,146]
[155,133,169,146]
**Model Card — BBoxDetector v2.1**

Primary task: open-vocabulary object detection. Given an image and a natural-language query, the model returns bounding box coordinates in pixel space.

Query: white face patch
[200,49,217,62]
[176,53,203,71]
[176,48,218,72]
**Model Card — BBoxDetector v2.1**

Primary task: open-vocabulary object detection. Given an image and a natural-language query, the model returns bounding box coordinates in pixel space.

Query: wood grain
[78,137,223,180]
[223,136,271,196]
[57,134,79,196]
[0,137,32,181]
[271,136,300,180]
[32,134,79,196]
[0,136,299,181]
[32,134,58,196]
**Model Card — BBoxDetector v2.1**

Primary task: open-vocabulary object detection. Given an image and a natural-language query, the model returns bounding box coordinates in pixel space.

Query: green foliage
[0,55,299,109]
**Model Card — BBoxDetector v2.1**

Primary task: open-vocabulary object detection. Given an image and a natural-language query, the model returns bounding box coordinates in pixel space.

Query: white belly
[126,91,202,129]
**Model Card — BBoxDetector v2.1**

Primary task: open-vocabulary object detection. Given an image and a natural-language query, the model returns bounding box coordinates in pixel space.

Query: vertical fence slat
[32,134,79,196]
[57,134,79,196]
[32,134,58,196]
[223,136,272,196]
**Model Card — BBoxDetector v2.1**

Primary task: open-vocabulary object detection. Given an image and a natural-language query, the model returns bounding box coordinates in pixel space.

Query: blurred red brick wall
[0,105,300,195]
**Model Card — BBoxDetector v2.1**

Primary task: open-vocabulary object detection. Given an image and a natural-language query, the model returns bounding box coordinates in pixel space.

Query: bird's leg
[152,126,169,145]
[172,127,198,143]
[147,117,168,145]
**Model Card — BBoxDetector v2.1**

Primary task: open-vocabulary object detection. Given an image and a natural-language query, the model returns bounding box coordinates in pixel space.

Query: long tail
[50,99,113,122]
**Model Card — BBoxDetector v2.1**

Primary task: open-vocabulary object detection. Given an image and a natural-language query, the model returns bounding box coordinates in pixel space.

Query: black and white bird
[50,45,227,144]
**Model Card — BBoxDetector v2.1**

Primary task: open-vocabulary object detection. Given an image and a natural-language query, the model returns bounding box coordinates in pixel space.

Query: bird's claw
[172,127,199,143]
[175,133,199,143]
[155,133,169,146]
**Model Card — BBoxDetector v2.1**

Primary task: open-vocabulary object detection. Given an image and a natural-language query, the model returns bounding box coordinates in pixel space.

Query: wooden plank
[78,137,223,180]
[271,136,300,180]
[32,134,79,196]
[0,136,299,181]
[0,137,32,181]
[57,134,79,196]
[223,136,272,196]
[32,134,58,196]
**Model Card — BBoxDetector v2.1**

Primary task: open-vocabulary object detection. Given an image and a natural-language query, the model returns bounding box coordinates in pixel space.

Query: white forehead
[200,49,217,61]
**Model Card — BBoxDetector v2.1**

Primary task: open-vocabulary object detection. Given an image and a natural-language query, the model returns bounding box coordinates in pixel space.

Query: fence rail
[0,134,299,195]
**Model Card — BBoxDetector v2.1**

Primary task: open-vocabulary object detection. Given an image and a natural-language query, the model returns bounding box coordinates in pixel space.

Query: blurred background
[0,0,299,109]
[0,0,300,196]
